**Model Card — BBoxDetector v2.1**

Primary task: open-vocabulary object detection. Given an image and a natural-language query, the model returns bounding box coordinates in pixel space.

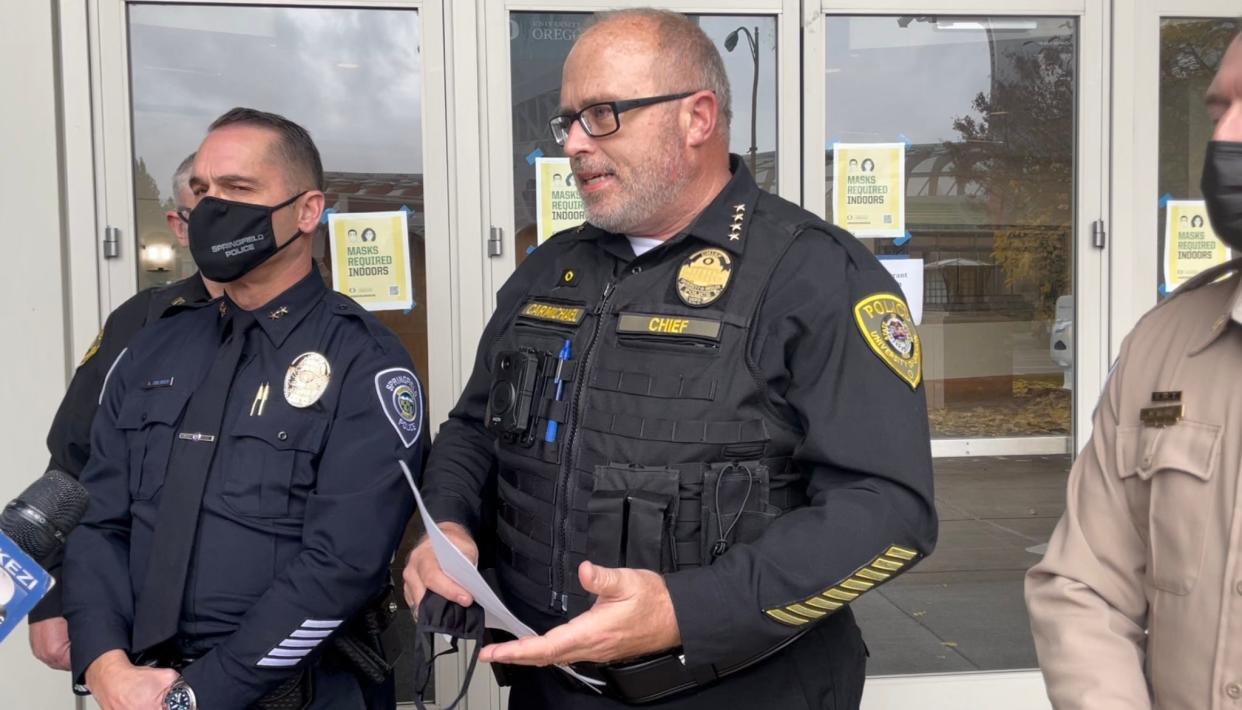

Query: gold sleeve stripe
[804,597,843,611]
[886,545,918,561]
[787,603,826,619]
[823,588,860,602]
[840,579,875,592]
[765,609,810,626]
[763,544,922,627]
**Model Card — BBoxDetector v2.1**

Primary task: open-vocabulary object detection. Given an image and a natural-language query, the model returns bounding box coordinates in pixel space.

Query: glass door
[1111,0,1240,352]
[804,1,1106,706]
[90,1,452,705]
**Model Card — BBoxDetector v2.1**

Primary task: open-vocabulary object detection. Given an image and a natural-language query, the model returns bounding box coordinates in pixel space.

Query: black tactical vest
[487,195,823,619]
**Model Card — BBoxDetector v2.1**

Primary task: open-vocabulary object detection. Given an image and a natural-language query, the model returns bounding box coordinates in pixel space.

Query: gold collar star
[269,306,289,320]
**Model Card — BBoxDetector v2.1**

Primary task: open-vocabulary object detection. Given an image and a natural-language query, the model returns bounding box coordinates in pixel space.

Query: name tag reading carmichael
[616,313,722,340]
[519,301,586,326]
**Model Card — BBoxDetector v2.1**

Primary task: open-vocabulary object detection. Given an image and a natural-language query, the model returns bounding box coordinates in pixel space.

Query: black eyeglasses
[548,92,698,145]
[175,207,191,223]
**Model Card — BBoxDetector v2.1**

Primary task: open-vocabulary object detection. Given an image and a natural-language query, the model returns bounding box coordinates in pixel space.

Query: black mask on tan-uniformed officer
[1201,141,1242,249]
[188,192,307,283]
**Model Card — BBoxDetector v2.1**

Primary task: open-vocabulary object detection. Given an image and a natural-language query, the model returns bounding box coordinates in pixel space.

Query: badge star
[269,306,289,320]
[218,302,228,318]
[734,203,746,212]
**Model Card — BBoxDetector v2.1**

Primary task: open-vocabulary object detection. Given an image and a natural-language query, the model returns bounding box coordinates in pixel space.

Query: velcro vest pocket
[587,465,680,573]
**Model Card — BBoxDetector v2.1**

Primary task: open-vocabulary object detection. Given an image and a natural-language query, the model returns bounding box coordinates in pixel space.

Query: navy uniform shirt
[64,271,423,707]
[422,156,937,686]
[33,274,211,622]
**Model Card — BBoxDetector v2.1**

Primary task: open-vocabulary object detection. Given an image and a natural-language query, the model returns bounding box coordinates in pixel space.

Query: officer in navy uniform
[404,9,936,709]
[64,108,423,709]
[30,152,220,672]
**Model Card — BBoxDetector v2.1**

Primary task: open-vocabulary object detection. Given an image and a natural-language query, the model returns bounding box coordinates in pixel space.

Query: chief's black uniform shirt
[422,157,937,690]
[46,275,212,479]
[64,271,423,707]
[34,275,211,622]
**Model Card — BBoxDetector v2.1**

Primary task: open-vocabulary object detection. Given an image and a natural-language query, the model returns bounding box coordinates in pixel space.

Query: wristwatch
[163,677,197,710]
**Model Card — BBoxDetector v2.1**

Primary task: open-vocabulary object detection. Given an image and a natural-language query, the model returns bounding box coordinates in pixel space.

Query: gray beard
[581,142,690,234]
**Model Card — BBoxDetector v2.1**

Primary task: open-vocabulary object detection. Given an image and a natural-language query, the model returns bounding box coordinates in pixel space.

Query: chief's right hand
[85,649,178,710]
[402,522,478,610]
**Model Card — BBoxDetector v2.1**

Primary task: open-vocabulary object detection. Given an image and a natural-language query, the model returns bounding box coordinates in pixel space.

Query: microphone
[0,470,88,642]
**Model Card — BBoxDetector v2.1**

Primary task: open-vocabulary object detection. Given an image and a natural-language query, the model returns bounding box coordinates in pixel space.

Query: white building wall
[0,1,83,707]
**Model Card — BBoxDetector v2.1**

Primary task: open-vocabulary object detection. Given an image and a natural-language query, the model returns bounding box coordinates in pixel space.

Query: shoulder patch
[853,294,922,389]
[375,367,423,448]
[80,328,104,366]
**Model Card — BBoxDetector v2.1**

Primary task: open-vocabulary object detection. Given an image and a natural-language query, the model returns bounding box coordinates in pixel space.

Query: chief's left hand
[479,561,681,666]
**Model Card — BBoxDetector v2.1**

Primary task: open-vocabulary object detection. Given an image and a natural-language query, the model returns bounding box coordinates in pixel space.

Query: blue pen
[545,339,572,443]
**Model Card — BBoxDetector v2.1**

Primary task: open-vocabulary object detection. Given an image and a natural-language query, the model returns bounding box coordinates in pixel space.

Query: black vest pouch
[701,461,779,563]
[587,465,680,572]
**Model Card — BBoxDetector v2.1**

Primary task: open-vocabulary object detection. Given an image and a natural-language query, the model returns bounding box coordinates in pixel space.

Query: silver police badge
[283,352,332,408]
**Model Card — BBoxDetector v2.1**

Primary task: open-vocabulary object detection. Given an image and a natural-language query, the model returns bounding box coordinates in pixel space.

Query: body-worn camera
[486,348,547,445]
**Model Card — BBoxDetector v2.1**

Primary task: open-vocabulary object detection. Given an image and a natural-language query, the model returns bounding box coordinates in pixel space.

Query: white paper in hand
[397,460,604,689]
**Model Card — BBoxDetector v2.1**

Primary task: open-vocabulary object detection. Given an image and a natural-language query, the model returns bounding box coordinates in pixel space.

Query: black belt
[563,629,812,704]
[571,653,705,704]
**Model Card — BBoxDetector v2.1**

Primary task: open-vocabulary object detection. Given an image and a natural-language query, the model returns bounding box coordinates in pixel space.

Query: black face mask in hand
[1201,141,1242,250]
[412,592,485,710]
[188,192,307,283]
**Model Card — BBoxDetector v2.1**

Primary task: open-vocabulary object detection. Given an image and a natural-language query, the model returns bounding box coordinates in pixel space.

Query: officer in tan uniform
[1026,30,1242,710]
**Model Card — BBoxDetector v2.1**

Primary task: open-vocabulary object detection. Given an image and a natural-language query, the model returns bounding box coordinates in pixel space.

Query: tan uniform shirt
[1027,261,1242,710]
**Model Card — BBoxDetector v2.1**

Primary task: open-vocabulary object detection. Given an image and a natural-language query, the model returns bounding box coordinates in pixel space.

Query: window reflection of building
[826,19,1074,439]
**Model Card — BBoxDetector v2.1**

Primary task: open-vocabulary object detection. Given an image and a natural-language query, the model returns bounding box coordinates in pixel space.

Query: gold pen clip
[250,382,270,417]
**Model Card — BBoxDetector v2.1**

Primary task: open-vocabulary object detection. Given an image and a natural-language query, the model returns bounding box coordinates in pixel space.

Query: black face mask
[411,593,484,710]
[188,192,307,283]
[1201,141,1242,250]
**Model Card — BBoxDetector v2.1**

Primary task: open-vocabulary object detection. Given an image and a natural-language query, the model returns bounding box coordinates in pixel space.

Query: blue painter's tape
[526,148,544,165]
[526,245,537,255]
[319,207,336,225]
[897,133,913,147]
[1158,284,1169,298]
[894,231,912,246]
[1158,193,1174,209]
[399,204,412,215]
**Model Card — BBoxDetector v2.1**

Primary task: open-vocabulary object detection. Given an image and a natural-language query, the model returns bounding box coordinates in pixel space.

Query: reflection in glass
[509,13,778,263]
[128,4,428,391]
[827,16,1075,441]
[1157,19,1239,295]
[826,16,1076,675]
[127,5,430,702]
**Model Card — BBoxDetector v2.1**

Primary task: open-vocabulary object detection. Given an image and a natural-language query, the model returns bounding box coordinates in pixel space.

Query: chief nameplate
[616,313,722,340]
